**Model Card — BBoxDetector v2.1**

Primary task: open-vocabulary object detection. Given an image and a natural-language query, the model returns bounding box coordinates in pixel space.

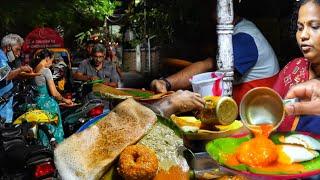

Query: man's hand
[170,90,205,113]
[150,79,167,93]
[105,82,117,88]
[285,79,320,115]
[20,65,33,73]
[156,90,205,117]
[89,76,99,81]
[7,65,34,80]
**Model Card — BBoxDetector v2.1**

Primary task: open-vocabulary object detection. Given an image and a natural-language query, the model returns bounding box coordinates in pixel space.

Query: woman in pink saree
[273,0,320,135]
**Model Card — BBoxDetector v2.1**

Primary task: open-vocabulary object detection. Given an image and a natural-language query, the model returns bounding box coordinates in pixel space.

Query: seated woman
[30,49,73,147]
[273,0,320,135]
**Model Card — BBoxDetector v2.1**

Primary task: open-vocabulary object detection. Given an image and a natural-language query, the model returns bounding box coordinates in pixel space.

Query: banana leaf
[157,115,182,137]
[119,88,154,99]
[206,132,320,177]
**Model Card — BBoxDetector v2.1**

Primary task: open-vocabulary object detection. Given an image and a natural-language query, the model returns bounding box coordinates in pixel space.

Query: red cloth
[273,57,309,131]
[233,74,279,106]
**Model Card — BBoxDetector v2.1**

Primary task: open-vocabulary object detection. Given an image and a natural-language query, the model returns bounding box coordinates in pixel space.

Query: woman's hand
[63,98,73,105]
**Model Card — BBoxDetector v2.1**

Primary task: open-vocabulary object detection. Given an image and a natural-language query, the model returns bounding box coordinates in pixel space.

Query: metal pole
[144,0,147,37]
[148,35,156,73]
[216,0,234,96]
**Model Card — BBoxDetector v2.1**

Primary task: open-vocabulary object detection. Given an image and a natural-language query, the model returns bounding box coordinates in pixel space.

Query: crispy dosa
[92,83,133,99]
[54,98,157,180]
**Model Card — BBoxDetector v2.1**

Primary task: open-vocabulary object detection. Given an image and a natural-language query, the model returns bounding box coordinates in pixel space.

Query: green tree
[122,0,214,48]
[0,0,120,45]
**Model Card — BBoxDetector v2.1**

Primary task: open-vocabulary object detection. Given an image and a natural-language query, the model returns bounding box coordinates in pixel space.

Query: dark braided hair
[290,0,320,38]
[30,49,53,69]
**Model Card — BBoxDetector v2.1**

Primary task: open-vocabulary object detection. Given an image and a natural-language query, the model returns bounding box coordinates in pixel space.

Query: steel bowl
[240,87,285,131]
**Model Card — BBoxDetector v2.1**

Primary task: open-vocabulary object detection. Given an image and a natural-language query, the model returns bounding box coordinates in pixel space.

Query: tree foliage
[0,0,120,45]
[73,0,120,21]
[122,0,214,48]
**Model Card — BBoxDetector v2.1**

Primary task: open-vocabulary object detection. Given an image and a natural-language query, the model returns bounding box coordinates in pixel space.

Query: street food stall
[50,80,316,179]
[52,0,320,179]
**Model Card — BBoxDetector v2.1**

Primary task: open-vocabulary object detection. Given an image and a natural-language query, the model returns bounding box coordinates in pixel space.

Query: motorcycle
[13,109,59,148]
[8,79,58,148]
[60,80,105,137]
[12,79,37,120]
[0,125,56,179]
[0,88,57,179]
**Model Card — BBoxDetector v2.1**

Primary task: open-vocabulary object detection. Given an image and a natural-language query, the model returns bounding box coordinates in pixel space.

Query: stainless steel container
[240,87,285,131]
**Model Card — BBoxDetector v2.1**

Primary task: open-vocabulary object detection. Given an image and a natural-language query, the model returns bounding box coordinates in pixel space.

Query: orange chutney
[236,124,277,167]
[225,124,305,172]
[153,166,188,180]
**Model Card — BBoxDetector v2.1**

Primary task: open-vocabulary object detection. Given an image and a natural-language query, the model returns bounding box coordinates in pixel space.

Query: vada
[118,144,158,180]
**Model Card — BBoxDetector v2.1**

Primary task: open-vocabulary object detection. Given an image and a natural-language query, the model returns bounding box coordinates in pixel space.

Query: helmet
[52,61,67,80]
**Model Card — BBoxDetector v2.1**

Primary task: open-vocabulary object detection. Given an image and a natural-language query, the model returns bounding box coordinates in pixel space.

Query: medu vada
[118,144,158,180]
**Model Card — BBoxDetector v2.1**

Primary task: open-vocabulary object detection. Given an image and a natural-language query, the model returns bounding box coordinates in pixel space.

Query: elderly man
[0,34,33,123]
[73,43,121,87]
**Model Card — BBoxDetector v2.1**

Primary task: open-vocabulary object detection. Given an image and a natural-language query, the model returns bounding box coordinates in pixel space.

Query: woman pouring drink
[274,0,320,135]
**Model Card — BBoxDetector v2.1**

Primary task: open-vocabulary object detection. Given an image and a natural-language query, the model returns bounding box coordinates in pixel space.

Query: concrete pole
[136,44,141,72]
[216,0,234,96]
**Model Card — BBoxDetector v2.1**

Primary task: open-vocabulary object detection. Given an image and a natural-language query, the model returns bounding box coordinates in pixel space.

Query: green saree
[36,85,64,146]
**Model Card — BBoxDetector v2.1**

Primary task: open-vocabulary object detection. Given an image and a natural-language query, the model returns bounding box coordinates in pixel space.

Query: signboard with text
[22,27,64,53]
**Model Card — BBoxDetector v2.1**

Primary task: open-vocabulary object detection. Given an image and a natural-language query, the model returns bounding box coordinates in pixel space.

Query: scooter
[0,90,57,179]
[61,99,104,137]
[11,79,37,120]
[0,124,56,180]
[13,109,59,148]
[8,79,58,148]
[59,80,107,137]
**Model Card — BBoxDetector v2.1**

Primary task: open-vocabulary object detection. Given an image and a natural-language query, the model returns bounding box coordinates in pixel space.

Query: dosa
[54,98,157,180]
